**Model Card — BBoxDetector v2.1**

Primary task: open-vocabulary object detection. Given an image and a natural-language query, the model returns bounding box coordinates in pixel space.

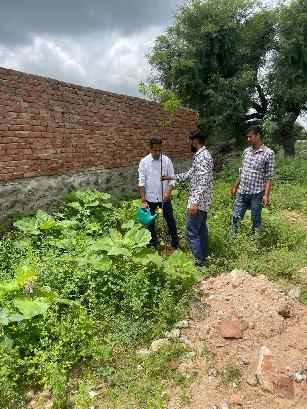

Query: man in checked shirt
[162,129,213,267]
[228,125,275,238]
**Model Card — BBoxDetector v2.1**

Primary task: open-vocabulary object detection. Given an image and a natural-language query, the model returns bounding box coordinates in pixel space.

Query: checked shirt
[238,145,275,194]
[174,147,213,212]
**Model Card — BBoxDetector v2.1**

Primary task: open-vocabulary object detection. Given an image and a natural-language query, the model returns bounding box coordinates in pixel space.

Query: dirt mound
[168,270,307,409]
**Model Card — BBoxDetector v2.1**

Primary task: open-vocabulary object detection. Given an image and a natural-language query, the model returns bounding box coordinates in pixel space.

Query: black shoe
[195,258,208,267]
[172,244,182,250]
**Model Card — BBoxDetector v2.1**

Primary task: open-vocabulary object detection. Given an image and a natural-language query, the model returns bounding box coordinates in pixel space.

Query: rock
[246,374,258,387]
[185,351,196,359]
[220,319,243,339]
[295,372,307,383]
[274,376,295,399]
[221,403,230,409]
[208,368,217,377]
[89,390,98,398]
[255,346,274,393]
[278,302,295,319]
[166,328,181,339]
[175,320,190,329]
[301,380,307,392]
[177,360,193,374]
[198,325,210,341]
[239,354,250,365]
[150,338,168,352]
[189,301,212,320]
[160,390,168,398]
[215,342,225,348]
[136,364,144,372]
[26,391,35,401]
[169,360,180,370]
[230,269,239,288]
[137,348,150,357]
[288,286,301,299]
[179,335,193,349]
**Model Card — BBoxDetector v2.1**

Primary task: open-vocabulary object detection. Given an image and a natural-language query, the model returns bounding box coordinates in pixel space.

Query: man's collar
[150,154,161,161]
[251,144,265,153]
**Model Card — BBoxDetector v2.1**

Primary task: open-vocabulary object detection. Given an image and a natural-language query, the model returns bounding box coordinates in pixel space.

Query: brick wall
[0,67,197,182]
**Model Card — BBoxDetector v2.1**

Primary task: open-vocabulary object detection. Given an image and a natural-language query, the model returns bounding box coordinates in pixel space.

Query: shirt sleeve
[239,149,247,175]
[264,150,275,180]
[174,167,192,181]
[190,155,213,205]
[167,159,176,187]
[138,159,146,187]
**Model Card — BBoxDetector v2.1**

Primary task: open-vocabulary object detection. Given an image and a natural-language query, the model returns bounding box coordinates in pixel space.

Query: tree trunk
[281,121,296,156]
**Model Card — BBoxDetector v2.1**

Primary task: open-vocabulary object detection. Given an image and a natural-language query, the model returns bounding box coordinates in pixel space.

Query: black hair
[150,138,162,147]
[246,125,263,138]
[188,128,208,145]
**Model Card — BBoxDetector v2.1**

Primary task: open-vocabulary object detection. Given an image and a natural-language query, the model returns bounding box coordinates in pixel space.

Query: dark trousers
[186,209,208,265]
[147,201,179,247]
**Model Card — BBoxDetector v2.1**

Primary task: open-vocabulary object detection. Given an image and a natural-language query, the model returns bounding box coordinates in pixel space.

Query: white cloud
[0,28,159,96]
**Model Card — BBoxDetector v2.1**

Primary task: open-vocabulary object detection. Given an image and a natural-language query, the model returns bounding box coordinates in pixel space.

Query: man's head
[188,128,208,153]
[246,125,263,147]
[150,138,162,160]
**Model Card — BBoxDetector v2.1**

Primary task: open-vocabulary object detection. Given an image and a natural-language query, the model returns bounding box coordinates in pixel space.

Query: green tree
[268,0,307,155]
[149,0,274,144]
[148,0,307,155]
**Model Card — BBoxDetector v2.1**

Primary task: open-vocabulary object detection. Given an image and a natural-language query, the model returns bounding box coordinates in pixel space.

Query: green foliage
[220,360,242,386]
[138,80,181,118]
[0,187,199,407]
[171,152,307,283]
[149,0,275,143]
[103,341,190,409]
[149,0,307,154]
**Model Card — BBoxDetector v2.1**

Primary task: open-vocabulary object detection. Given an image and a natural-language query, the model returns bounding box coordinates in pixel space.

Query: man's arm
[262,151,275,206]
[230,149,246,197]
[262,180,272,206]
[163,159,176,202]
[230,176,241,198]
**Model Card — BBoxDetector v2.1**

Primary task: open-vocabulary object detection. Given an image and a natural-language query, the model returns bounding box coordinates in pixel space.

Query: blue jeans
[147,200,179,248]
[228,190,264,239]
[186,209,208,266]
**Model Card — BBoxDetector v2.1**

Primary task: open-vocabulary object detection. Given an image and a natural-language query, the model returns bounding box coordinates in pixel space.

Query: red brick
[0,66,196,180]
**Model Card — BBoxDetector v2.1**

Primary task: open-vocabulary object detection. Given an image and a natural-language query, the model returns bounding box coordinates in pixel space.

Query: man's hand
[230,186,237,198]
[188,203,198,217]
[141,200,149,209]
[161,175,171,181]
[262,194,270,207]
[163,192,170,202]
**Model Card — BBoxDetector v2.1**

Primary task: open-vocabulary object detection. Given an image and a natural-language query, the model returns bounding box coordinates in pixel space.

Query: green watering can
[137,206,161,226]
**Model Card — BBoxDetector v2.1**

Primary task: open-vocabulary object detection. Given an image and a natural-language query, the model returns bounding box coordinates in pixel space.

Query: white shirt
[138,154,176,203]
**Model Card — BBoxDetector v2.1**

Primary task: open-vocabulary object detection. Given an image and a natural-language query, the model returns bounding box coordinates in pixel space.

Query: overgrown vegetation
[0,190,200,408]
[0,149,306,408]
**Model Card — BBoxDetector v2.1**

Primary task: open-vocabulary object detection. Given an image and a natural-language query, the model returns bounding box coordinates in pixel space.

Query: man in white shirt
[138,138,179,249]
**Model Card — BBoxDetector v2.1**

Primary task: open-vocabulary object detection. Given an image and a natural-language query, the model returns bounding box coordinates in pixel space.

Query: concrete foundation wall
[0,158,191,219]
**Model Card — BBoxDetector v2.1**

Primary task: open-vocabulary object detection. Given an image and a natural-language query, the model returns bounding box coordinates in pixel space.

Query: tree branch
[256,84,268,112]
[245,112,265,121]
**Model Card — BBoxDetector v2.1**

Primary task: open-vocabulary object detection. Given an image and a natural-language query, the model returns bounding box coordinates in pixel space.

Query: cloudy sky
[0,0,184,97]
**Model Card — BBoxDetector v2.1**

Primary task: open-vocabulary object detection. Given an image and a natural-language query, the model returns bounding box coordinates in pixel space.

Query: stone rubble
[166,269,307,409]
